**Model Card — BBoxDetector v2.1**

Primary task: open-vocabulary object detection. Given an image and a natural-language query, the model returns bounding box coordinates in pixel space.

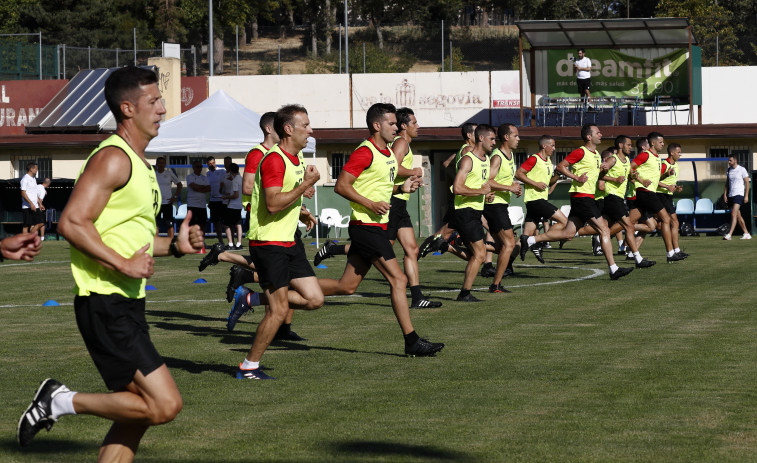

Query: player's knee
[392,273,408,290]
[306,293,325,310]
[151,395,183,425]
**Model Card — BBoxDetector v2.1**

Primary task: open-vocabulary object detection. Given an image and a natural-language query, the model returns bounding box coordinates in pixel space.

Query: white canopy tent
[146,89,322,245]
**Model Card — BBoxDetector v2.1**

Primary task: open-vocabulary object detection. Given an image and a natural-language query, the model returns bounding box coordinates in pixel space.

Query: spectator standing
[20,162,40,234]
[723,155,751,240]
[35,178,51,240]
[206,155,227,245]
[155,157,182,239]
[186,161,210,233]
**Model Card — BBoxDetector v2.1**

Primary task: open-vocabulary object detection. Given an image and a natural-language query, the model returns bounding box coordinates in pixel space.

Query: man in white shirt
[186,161,210,232]
[723,155,751,240]
[206,155,228,245]
[20,162,40,234]
[155,156,182,239]
[35,178,51,239]
[222,163,244,249]
[574,48,592,105]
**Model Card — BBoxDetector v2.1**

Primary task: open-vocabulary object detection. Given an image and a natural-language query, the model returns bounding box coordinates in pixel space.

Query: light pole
[209,0,214,76]
[344,0,349,74]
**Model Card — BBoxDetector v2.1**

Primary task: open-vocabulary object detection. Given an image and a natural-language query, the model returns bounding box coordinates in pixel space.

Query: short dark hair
[395,107,415,133]
[474,124,495,142]
[497,123,516,142]
[580,124,597,142]
[223,156,232,162]
[601,149,615,160]
[366,103,396,131]
[647,131,663,143]
[636,138,649,152]
[538,135,554,150]
[614,135,630,149]
[206,155,215,163]
[577,48,586,53]
[461,122,477,141]
[275,104,309,139]
[104,66,158,123]
[259,111,276,133]
[229,163,240,174]
[667,143,681,154]
[156,156,166,163]
[25,161,37,172]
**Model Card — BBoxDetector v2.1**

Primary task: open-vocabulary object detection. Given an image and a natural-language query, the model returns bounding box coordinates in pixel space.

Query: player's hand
[122,244,154,279]
[304,186,316,199]
[615,175,625,184]
[370,200,391,216]
[535,182,547,192]
[0,232,41,261]
[402,175,423,193]
[485,192,495,203]
[641,179,651,188]
[40,205,46,211]
[510,183,523,196]
[177,210,205,254]
[304,213,317,231]
[412,167,423,177]
[480,182,492,195]
[304,165,320,186]
[577,173,588,184]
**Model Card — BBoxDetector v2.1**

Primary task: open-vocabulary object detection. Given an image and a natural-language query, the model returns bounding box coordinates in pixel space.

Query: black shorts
[188,206,208,228]
[22,208,36,228]
[208,201,226,223]
[250,244,315,291]
[525,199,558,223]
[455,207,485,244]
[483,203,512,234]
[635,189,664,216]
[602,195,628,223]
[657,193,675,215]
[386,196,413,240]
[33,209,46,225]
[223,207,242,227]
[569,196,602,223]
[74,293,163,391]
[157,204,174,227]
[728,195,745,207]
[347,224,396,265]
[577,78,591,95]
[442,192,457,230]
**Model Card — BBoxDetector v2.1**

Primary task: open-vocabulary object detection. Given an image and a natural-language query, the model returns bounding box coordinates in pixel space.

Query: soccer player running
[628,131,685,263]
[520,124,634,280]
[484,123,523,293]
[318,103,444,356]
[656,142,687,256]
[453,124,495,302]
[231,105,324,379]
[18,66,205,461]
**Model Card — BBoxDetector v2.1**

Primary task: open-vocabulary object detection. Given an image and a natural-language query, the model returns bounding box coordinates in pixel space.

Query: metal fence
[57,45,198,79]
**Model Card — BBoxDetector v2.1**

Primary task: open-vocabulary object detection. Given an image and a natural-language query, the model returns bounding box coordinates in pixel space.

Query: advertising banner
[547,49,689,98]
[180,76,207,112]
[0,80,67,136]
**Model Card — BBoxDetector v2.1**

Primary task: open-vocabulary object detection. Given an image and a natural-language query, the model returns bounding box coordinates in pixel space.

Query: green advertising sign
[547,49,689,99]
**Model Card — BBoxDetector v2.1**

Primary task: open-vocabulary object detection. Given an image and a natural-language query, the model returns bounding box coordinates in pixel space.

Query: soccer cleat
[235,364,275,380]
[410,298,443,309]
[742,234,752,240]
[227,286,253,332]
[543,242,552,249]
[17,378,69,447]
[677,251,690,258]
[558,239,567,249]
[625,254,635,261]
[667,253,686,263]
[519,235,529,261]
[531,245,545,264]
[405,338,445,357]
[609,267,634,280]
[456,292,481,302]
[313,239,335,266]
[418,235,439,258]
[274,328,307,341]
[480,262,496,278]
[723,234,731,240]
[635,259,656,268]
[504,267,514,277]
[617,244,627,255]
[226,265,254,303]
[489,283,511,293]
[198,242,224,271]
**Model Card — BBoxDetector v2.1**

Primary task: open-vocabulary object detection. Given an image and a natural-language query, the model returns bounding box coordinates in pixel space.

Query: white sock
[627,252,634,258]
[634,252,643,263]
[667,250,675,257]
[725,234,731,239]
[609,264,619,273]
[241,359,259,370]
[527,236,536,247]
[618,239,624,247]
[235,242,242,247]
[674,248,681,253]
[51,390,77,420]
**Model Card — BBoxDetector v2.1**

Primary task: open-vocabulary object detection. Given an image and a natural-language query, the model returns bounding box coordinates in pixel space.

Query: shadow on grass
[0,438,95,456]
[329,440,475,461]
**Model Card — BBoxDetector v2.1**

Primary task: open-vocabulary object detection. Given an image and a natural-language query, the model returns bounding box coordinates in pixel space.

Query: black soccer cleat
[667,253,686,263]
[410,298,443,309]
[226,265,254,303]
[635,259,656,268]
[418,235,439,258]
[480,262,496,278]
[17,378,69,447]
[531,245,545,264]
[610,267,634,280]
[405,338,445,357]
[198,242,225,272]
[489,283,511,293]
[456,292,481,302]
[313,239,335,266]
[519,235,529,261]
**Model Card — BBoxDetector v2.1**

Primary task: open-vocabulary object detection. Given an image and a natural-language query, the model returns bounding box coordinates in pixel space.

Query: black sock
[403,330,419,346]
[333,245,346,255]
[278,323,291,334]
[241,268,256,285]
[410,285,423,301]
[459,288,470,298]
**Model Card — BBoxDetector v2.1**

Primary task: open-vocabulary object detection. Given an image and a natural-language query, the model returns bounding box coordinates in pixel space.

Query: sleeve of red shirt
[260,153,286,188]
[564,148,585,165]
[342,146,373,177]
[633,151,649,167]
[660,163,668,176]
[520,155,537,172]
[244,148,265,174]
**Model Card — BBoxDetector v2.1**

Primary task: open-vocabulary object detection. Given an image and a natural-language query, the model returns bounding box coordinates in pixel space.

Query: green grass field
[1,235,756,462]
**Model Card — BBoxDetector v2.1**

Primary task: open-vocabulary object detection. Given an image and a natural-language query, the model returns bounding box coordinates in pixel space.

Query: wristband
[169,236,183,258]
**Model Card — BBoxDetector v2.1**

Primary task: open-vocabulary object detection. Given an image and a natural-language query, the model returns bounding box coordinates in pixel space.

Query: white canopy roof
[146,89,315,155]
